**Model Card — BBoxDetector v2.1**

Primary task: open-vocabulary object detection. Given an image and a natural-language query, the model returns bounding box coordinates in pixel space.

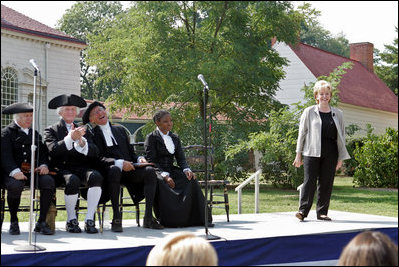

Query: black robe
[144,130,210,227]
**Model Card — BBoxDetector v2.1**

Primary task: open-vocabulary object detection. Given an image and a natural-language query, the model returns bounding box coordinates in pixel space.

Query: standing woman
[293,80,350,221]
[144,110,212,227]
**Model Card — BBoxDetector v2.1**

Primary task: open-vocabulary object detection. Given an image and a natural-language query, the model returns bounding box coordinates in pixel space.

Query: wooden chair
[183,145,230,222]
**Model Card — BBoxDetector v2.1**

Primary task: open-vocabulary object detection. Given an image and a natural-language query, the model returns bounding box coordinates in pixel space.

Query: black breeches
[60,168,103,195]
[4,174,55,222]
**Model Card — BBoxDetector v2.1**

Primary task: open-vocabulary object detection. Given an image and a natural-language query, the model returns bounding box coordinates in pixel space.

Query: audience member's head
[146,232,218,266]
[338,230,398,266]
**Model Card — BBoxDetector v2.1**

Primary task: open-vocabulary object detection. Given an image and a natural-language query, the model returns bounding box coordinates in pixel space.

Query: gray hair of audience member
[338,230,398,266]
[56,106,80,117]
[146,232,218,266]
[153,109,171,123]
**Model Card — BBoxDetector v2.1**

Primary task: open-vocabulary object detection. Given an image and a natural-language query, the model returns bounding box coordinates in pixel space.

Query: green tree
[57,1,124,100]
[296,3,350,57]
[374,26,398,96]
[87,1,305,126]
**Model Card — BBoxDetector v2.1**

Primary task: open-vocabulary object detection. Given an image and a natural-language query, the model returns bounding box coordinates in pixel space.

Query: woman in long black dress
[144,110,211,227]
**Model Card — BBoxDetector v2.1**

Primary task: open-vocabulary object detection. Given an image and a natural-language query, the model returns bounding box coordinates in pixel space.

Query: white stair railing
[235,169,262,214]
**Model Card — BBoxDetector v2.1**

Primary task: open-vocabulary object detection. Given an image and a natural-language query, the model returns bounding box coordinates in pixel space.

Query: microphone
[197,74,209,90]
[29,59,40,71]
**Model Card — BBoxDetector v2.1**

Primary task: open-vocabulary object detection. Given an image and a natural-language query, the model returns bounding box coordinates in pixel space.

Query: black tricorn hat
[48,94,87,109]
[2,103,33,114]
[82,101,106,125]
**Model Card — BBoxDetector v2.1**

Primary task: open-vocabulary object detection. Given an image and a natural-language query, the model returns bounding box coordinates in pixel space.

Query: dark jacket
[1,121,49,176]
[43,119,98,171]
[144,130,189,173]
[90,122,138,166]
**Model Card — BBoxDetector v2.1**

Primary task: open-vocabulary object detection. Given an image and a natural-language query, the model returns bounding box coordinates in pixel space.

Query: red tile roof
[1,4,86,45]
[289,43,397,114]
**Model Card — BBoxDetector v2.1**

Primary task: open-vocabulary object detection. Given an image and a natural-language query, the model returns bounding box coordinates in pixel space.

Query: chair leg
[119,186,124,219]
[209,185,214,215]
[224,185,230,222]
[97,206,103,233]
[135,203,140,227]
[1,188,5,231]
[75,195,80,221]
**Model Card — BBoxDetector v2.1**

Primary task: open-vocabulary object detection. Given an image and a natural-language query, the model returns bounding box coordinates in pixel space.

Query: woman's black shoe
[295,212,305,221]
[143,217,164,229]
[317,215,332,221]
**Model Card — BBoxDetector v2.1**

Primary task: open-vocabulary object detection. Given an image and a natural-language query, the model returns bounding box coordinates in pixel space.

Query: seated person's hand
[70,125,86,141]
[122,160,135,171]
[164,176,175,189]
[13,172,27,180]
[35,166,49,175]
[184,170,195,180]
[138,156,147,163]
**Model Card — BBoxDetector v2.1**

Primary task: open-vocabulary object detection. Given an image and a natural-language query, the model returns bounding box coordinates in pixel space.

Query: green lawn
[2,176,397,224]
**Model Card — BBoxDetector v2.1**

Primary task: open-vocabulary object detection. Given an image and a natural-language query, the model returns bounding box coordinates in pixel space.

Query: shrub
[353,128,398,188]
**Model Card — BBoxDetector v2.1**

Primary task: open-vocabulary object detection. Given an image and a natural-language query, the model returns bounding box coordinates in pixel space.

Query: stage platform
[1,210,397,266]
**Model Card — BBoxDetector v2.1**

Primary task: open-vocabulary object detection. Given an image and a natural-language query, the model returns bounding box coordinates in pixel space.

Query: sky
[2,1,398,52]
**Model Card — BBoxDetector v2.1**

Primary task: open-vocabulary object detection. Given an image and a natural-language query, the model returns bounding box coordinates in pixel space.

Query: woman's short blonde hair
[313,80,332,104]
[146,232,218,266]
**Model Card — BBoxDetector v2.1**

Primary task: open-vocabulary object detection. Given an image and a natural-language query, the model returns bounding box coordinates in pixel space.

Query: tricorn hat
[48,94,87,109]
[82,101,106,125]
[2,103,33,114]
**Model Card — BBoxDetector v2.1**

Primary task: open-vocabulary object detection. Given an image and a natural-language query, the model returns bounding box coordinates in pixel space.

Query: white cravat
[157,127,175,154]
[156,127,191,178]
[14,121,29,135]
[100,123,118,147]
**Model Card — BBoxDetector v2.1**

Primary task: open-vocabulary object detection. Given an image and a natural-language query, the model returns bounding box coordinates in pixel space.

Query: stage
[1,210,397,266]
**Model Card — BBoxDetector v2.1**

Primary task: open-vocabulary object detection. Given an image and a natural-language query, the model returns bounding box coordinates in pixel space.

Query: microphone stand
[201,83,220,241]
[15,64,46,252]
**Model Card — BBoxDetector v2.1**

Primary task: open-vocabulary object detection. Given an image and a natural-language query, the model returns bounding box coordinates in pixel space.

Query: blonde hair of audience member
[338,231,398,266]
[313,80,333,104]
[146,232,218,266]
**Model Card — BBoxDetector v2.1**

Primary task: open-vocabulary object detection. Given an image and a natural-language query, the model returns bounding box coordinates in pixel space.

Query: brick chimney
[350,42,374,72]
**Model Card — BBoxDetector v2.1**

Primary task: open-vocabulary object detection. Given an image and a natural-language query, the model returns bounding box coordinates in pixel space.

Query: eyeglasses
[92,107,105,115]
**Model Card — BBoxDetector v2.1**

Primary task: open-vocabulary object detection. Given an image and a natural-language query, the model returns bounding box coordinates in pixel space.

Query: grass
[2,176,398,224]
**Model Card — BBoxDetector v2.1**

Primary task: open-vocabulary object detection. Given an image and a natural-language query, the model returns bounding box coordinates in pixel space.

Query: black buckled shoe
[66,219,82,233]
[84,219,98,234]
[34,221,54,235]
[9,221,20,235]
[111,218,123,232]
[143,217,164,230]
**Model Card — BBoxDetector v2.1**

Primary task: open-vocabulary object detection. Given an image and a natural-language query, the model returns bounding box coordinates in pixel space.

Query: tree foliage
[374,26,398,96]
[57,1,124,100]
[296,3,350,57]
[87,1,305,126]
